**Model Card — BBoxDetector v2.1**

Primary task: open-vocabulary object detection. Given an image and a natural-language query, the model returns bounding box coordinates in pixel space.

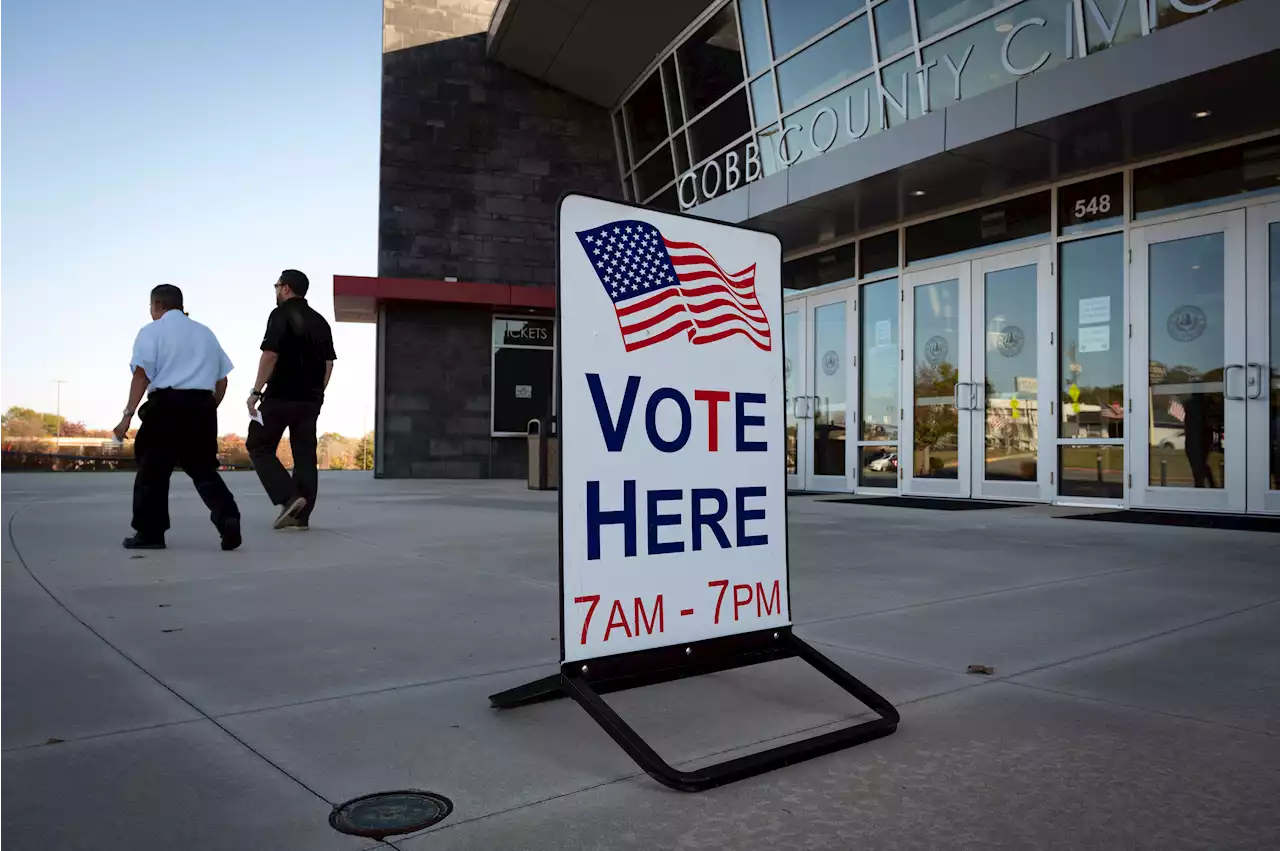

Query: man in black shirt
[246,270,336,529]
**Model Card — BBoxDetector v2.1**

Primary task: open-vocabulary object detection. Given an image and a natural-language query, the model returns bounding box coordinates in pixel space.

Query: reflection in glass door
[1130,210,1247,512]
[856,278,900,490]
[1246,202,1280,514]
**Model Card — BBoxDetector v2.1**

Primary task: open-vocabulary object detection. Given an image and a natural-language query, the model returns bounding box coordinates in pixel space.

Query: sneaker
[220,518,242,551]
[123,534,166,550]
[278,516,309,531]
[273,497,308,530]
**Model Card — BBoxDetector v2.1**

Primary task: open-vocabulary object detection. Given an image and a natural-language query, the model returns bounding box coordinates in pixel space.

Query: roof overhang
[486,0,715,107]
[333,276,555,323]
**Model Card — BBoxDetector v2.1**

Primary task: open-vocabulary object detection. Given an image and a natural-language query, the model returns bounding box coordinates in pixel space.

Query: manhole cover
[329,790,453,839]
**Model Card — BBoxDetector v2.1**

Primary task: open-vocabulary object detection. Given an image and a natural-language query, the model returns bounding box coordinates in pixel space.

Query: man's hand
[246,392,260,420]
[113,415,131,442]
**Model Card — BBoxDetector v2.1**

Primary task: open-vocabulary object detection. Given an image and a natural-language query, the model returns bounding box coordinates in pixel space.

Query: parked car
[869,453,898,472]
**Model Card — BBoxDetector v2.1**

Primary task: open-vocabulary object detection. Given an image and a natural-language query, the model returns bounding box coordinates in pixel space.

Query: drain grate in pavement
[329,790,453,840]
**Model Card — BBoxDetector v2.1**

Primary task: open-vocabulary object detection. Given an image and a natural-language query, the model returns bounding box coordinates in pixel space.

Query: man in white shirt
[113,284,242,550]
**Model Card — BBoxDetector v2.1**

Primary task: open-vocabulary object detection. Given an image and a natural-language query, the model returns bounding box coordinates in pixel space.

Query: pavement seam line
[1002,679,1280,739]
[1,716,207,753]
[795,561,1162,629]
[5,504,338,809]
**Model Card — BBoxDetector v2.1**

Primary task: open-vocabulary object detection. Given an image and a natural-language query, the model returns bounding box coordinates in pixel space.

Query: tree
[2,407,49,437]
[218,434,251,468]
[355,432,375,471]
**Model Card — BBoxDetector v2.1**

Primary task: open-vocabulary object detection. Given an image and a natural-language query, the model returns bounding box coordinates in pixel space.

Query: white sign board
[1078,324,1110,353]
[557,195,789,663]
[1078,296,1111,326]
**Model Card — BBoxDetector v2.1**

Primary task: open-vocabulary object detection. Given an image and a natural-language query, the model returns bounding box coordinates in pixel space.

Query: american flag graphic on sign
[576,219,771,352]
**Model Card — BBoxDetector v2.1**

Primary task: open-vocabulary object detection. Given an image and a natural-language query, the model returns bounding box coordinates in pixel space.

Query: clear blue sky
[2,0,381,436]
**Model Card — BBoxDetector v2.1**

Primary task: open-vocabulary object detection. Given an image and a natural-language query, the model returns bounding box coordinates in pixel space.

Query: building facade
[338,0,1280,516]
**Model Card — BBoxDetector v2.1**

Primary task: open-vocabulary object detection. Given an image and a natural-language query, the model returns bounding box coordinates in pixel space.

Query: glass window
[677,5,746,119]
[812,302,848,476]
[1152,0,1244,30]
[1059,233,1125,439]
[688,88,751,163]
[634,144,674,200]
[921,0,1072,114]
[861,231,899,277]
[1133,138,1280,220]
[879,53,926,130]
[784,310,800,471]
[612,112,630,172]
[750,72,778,128]
[1081,0,1143,54]
[779,72,878,166]
[915,0,1002,40]
[661,57,682,130]
[1059,173,1124,236]
[673,133,691,174]
[781,243,856,291]
[624,72,670,161]
[906,192,1051,265]
[873,0,914,59]
[738,0,772,76]
[1059,445,1125,499]
[859,446,899,487]
[648,184,680,212]
[1147,232,1226,489]
[767,0,862,58]
[685,135,756,206]
[776,14,872,112]
[860,278,899,441]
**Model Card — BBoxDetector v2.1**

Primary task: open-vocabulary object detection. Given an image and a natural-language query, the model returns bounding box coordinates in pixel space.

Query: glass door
[902,249,1052,500]
[902,262,973,497]
[1246,201,1280,514]
[1130,209,1247,512]
[971,247,1054,501]
[783,306,807,491]
[805,290,853,491]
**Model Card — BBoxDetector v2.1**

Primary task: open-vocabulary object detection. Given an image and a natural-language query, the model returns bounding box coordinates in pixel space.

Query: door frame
[783,303,808,492]
[1129,208,1248,513]
[970,245,1056,502]
[1245,201,1280,514]
[901,260,974,498]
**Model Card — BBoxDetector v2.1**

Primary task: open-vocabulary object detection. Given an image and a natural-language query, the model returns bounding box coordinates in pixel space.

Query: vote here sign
[558,194,788,664]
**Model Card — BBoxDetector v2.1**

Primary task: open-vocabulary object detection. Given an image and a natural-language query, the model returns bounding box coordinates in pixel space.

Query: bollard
[1096,453,1103,483]
[526,417,559,491]
[1160,458,1167,487]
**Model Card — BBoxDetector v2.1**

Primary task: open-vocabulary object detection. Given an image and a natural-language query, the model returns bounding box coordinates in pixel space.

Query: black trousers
[246,398,321,521]
[133,390,240,537]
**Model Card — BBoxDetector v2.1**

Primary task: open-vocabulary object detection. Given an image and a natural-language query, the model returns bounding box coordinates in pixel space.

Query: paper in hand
[251,410,264,426]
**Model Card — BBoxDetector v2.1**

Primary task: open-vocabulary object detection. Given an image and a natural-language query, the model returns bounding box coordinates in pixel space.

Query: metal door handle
[1246,363,1264,400]
[954,383,966,410]
[1224,364,1245,401]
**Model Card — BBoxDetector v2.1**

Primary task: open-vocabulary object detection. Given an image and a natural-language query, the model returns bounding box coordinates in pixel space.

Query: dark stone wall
[376,0,619,478]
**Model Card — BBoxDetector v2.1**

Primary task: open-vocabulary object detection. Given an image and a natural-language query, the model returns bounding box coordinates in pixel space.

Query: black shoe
[220,518,242,551]
[273,497,308,530]
[123,534,165,550]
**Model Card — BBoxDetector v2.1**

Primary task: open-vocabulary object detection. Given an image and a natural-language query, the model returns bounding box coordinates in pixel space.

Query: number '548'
[1074,195,1112,218]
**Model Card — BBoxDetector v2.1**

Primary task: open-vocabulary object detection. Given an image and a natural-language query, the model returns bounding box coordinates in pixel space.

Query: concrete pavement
[3,472,1278,850]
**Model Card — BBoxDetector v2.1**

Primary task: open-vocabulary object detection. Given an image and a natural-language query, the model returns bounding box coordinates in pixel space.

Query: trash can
[526,417,559,491]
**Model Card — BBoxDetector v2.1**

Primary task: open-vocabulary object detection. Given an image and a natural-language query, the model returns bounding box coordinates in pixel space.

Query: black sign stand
[490,627,899,792]
[491,194,899,793]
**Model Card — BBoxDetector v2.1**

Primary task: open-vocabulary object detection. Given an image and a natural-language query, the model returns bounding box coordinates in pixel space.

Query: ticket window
[492,317,555,436]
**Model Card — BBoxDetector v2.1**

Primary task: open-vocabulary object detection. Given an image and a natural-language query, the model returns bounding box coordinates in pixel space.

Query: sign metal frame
[490,193,898,792]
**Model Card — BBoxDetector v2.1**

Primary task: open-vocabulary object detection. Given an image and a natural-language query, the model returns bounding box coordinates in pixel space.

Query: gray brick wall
[377,0,617,478]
